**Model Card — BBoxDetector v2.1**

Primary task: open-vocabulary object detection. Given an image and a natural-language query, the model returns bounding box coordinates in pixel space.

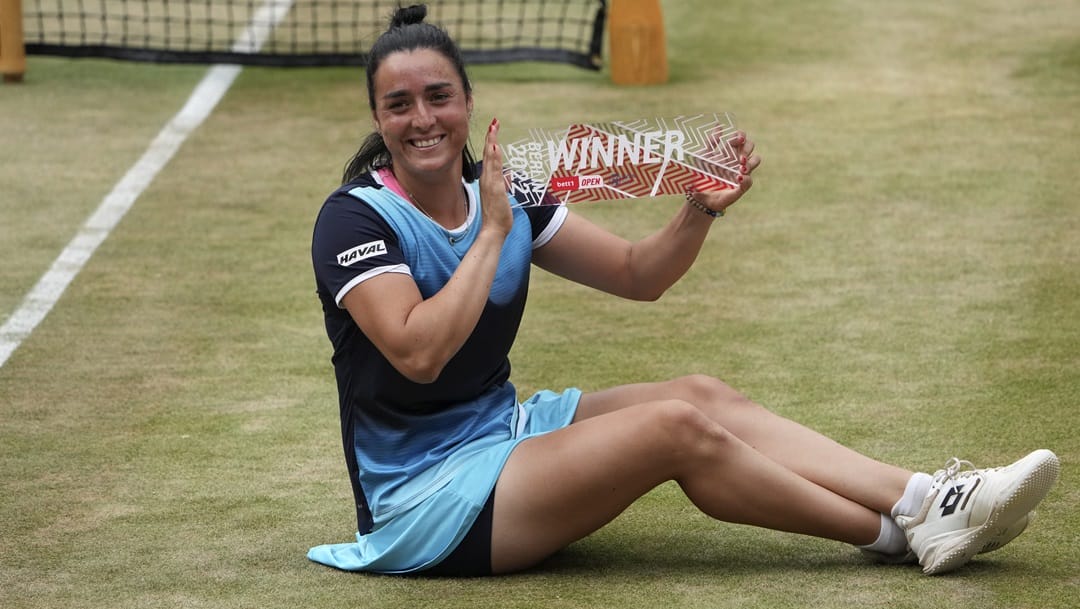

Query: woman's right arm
[340,119,512,384]
[340,230,501,384]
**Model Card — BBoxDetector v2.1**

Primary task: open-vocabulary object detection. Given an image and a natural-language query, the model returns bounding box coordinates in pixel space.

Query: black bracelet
[685,192,724,218]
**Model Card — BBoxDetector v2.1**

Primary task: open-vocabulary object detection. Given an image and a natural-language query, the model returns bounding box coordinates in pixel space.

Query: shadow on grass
[534,545,857,577]
[412,528,1024,581]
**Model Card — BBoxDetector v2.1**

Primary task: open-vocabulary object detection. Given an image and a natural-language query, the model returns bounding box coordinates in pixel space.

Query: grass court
[1,1,1078,607]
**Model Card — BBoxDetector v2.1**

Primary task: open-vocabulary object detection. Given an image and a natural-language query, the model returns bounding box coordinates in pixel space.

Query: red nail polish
[490,117,499,132]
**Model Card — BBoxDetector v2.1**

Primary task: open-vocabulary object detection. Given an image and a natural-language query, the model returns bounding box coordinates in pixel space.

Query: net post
[0,0,26,83]
[608,0,668,85]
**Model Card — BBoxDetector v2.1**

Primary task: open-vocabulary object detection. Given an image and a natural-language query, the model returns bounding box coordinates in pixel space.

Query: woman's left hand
[691,130,762,215]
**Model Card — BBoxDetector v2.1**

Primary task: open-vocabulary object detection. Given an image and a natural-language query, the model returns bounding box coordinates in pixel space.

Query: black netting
[23,0,606,68]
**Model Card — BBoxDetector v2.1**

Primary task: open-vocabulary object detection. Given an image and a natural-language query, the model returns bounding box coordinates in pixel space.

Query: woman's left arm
[532,132,761,301]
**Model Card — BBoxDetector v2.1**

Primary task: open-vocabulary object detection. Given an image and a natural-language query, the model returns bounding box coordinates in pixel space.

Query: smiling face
[372,48,473,186]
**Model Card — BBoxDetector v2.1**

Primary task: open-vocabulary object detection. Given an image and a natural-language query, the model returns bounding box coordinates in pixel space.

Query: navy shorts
[416,488,496,577]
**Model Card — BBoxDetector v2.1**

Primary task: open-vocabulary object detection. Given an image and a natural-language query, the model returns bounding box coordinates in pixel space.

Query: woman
[308,5,1058,577]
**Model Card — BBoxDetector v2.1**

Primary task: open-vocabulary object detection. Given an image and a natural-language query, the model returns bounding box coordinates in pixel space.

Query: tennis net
[20,0,606,68]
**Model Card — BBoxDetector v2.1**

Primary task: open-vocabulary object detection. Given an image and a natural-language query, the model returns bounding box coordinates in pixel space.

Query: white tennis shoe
[861,510,1033,565]
[896,449,1060,575]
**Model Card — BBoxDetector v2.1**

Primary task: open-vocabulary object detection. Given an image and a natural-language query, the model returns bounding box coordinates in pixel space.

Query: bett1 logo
[550,174,604,192]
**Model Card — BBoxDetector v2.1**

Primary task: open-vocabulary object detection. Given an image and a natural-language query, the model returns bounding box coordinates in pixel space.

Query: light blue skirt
[307,387,582,574]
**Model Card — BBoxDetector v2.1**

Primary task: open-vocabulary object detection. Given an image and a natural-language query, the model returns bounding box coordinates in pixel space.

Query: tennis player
[308,4,1059,577]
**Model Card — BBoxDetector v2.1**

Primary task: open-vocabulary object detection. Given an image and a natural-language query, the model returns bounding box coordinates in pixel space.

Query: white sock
[891,472,933,518]
[858,512,909,554]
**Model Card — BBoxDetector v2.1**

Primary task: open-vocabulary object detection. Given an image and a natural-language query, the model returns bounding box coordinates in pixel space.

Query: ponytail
[342,133,390,184]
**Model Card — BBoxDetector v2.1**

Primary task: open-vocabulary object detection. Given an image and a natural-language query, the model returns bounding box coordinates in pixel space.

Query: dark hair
[342,4,477,184]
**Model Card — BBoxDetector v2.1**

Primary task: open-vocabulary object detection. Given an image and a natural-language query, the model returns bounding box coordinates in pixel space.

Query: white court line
[0,0,295,369]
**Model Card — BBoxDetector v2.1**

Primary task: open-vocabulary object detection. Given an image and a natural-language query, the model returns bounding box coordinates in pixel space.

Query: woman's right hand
[479,118,514,239]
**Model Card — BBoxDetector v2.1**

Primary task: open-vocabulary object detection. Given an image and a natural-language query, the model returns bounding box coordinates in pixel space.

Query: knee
[671,374,761,411]
[650,399,733,461]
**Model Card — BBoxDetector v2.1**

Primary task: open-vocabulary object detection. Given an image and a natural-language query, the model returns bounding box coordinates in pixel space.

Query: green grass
[2,1,1079,608]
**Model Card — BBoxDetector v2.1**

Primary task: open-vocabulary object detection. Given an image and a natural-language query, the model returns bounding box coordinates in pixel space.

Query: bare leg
[491,399,882,573]
[574,375,913,514]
